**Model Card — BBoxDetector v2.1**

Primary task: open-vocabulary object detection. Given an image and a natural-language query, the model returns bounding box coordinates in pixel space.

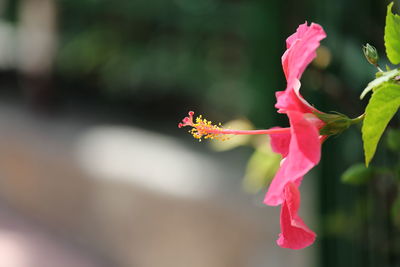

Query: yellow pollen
[189,115,230,142]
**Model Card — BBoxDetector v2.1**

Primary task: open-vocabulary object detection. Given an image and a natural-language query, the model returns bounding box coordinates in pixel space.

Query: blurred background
[0,0,395,266]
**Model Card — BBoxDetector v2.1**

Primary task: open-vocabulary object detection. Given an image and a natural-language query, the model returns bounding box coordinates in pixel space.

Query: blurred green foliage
[55,0,283,125]
[341,164,373,185]
[387,128,400,152]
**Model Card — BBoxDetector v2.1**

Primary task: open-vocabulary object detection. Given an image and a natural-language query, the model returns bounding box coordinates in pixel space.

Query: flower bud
[363,43,379,66]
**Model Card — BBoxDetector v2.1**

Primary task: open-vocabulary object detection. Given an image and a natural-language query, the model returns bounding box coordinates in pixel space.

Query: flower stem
[351,113,365,125]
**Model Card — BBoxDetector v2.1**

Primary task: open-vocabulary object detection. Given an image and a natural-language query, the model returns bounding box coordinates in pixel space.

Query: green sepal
[314,112,352,136]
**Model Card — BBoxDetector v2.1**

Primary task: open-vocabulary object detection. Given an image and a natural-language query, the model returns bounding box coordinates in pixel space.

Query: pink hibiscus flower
[264,22,326,207]
[178,22,327,250]
[263,22,326,249]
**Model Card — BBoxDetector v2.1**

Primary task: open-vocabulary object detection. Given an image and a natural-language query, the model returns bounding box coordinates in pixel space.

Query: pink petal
[285,23,309,49]
[264,111,321,206]
[277,182,316,249]
[282,22,326,81]
[275,79,316,114]
[276,22,326,114]
[269,128,291,158]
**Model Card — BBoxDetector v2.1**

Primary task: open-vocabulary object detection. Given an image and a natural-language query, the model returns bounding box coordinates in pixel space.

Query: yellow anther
[188,114,230,142]
[178,111,232,142]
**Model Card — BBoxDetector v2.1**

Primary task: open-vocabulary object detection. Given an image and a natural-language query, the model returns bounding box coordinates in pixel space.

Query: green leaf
[385,2,400,64]
[360,69,400,99]
[362,82,400,166]
[341,164,373,185]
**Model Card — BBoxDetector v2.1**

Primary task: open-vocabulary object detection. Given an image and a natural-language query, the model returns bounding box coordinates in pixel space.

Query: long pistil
[178,111,290,141]
[203,128,291,135]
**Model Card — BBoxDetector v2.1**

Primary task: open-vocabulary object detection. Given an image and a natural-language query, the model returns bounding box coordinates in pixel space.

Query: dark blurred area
[0,0,394,266]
